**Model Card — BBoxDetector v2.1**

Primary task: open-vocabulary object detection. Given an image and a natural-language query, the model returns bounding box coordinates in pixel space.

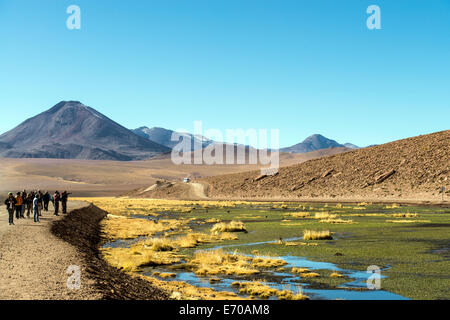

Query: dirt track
[0,201,169,300]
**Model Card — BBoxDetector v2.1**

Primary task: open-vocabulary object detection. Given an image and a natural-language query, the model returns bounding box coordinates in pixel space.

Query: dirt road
[189,182,208,199]
[0,201,101,300]
[0,201,169,300]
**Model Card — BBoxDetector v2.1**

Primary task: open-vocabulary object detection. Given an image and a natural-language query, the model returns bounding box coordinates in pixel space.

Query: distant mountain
[280,134,352,153]
[343,143,360,149]
[0,101,171,160]
[133,126,213,151]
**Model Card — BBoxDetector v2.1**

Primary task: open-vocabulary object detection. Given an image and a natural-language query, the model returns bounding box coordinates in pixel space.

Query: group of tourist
[4,190,71,225]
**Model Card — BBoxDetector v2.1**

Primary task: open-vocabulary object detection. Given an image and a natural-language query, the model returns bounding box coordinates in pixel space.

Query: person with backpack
[5,192,16,225]
[15,192,23,219]
[53,191,60,216]
[33,194,40,223]
[61,191,71,214]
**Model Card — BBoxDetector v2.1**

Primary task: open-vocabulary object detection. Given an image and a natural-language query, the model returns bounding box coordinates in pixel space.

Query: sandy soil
[0,148,347,197]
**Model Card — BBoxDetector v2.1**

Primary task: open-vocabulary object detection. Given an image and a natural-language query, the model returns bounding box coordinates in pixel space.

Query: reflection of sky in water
[105,224,409,300]
[143,250,409,300]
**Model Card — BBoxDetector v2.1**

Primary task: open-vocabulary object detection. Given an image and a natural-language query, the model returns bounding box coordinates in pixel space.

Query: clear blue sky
[0,0,449,148]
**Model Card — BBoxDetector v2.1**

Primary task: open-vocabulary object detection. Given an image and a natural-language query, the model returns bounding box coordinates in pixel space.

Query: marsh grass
[211,220,247,233]
[90,197,450,300]
[314,212,337,219]
[153,272,176,278]
[330,271,344,278]
[300,272,320,278]
[234,281,309,300]
[288,212,310,218]
[392,213,418,218]
[385,219,430,223]
[303,230,333,240]
[102,245,182,272]
[320,218,354,224]
[252,256,287,268]
[292,267,310,274]
[235,281,278,299]
[101,216,188,240]
[189,250,259,276]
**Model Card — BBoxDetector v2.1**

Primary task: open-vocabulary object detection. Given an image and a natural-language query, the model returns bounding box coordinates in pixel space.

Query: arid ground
[0,148,347,197]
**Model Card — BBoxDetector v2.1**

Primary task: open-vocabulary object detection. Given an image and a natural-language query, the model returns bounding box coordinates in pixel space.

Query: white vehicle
[183,177,190,183]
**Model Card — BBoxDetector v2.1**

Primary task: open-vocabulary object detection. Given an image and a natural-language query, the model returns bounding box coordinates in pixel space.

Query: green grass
[176,202,450,300]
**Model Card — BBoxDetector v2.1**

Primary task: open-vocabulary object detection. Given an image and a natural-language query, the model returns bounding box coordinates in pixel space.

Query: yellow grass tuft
[393,213,418,218]
[303,230,333,240]
[153,272,176,279]
[300,272,320,278]
[330,272,344,278]
[190,250,259,276]
[314,212,337,219]
[252,256,287,269]
[385,219,430,223]
[235,281,278,299]
[276,290,309,300]
[101,245,182,272]
[320,218,353,224]
[292,267,310,274]
[149,238,177,251]
[211,220,247,233]
[101,215,188,240]
[385,203,400,209]
[288,212,310,218]
[209,278,222,284]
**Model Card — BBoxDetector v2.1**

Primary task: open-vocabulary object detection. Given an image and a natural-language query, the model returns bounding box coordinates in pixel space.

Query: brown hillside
[202,130,450,202]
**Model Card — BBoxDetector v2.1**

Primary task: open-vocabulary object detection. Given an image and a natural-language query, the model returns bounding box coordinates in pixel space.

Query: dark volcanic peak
[0,101,171,160]
[280,134,346,154]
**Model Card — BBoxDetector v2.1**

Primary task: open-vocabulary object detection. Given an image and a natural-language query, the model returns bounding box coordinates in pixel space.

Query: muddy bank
[51,204,169,300]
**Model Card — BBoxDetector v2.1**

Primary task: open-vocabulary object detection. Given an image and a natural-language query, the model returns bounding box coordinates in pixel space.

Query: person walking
[33,194,40,223]
[53,191,60,216]
[21,190,27,218]
[5,192,16,225]
[61,191,71,214]
[43,191,50,211]
[26,192,33,218]
[37,190,43,216]
[15,192,23,219]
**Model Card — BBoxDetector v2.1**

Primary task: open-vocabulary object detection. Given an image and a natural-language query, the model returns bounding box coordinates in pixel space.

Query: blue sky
[0,0,449,148]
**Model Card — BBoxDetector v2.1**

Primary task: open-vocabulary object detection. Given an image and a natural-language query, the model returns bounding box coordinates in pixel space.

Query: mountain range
[0,101,359,160]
